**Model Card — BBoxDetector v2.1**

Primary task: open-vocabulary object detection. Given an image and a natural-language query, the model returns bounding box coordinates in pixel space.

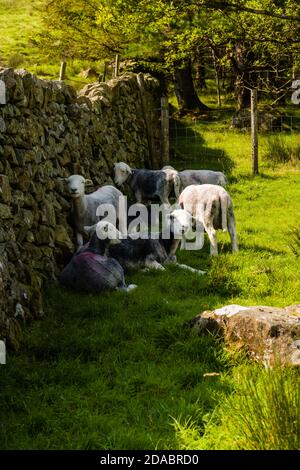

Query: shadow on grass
[169,118,235,174]
[239,242,287,256]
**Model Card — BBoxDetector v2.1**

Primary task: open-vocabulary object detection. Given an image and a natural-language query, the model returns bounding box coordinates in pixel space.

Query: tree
[34,0,300,112]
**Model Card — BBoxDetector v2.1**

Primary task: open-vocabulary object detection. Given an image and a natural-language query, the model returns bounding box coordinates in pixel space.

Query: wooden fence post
[161,96,169,164]
[251,89,259,175]
[0,80,6,105]
[103,62,108,82]
[59,61,67,81]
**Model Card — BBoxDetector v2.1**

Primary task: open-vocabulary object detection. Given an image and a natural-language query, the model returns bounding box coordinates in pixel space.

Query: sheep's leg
[180,235,187,250]
[165,256,206,275]
[160,189,170,206]
[76,231,83,249]
[228,213,238,253]
[135,189,143,204]
[205,225,218,255]
[118,284,138,292]
[175,263,206,276]
[145,256,165,271]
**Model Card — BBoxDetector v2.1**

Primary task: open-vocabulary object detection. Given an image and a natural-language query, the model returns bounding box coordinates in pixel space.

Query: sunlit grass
[0,5,300,448]
[175,365,300,450]
[1,163,299,449]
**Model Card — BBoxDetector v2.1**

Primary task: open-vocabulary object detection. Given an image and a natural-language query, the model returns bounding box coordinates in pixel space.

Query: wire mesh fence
[167,104,300,170]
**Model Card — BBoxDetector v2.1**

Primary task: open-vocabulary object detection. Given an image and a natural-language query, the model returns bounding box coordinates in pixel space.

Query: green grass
[1,130,300,448]
[0,0,43,66]
[0,0,104,87]
[175,365,300,450]
[1,5,300,447]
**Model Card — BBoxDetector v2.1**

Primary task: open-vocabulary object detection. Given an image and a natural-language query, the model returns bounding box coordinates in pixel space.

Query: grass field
[0,0,103,87]
[0,0,43,67]
[0,1,300,451]
[0,118,299,449]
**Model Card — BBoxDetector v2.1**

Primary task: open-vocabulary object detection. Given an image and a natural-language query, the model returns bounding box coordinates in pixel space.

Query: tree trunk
[195,49,207,89]
[195,62,207,89]
[174,60,209,115]
[235,74,251,110]
[230,43,255,112]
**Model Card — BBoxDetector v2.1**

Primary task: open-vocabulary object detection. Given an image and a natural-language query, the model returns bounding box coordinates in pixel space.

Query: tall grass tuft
[264,135,300,163]
[175,366,300,450]
[289,226,300,256]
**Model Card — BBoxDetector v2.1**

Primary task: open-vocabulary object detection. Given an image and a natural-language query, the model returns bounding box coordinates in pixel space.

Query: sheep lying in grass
[114,162,181,205]
[162,165,227,189]
[85,209,205,275]
[60,221,137,293]
[62,174,126,249]
[179,184,238,255]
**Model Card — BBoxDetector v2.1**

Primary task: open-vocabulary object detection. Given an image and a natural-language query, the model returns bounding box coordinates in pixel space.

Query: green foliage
[31,0,300,78]
[175,365,300,450]
[2,1,300,106]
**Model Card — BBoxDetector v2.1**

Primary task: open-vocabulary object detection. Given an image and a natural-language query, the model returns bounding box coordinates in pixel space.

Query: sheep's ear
[83,224,97,235]
[58,177,68,182]
[84,179,93,186]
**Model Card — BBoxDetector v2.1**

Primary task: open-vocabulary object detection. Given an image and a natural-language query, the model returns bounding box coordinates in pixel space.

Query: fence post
[161,96,169,164]
[103,62,108,82]
[59,61,67,81]
[251,88,258,175]
[114,54,120,78]
[0,80,6,105]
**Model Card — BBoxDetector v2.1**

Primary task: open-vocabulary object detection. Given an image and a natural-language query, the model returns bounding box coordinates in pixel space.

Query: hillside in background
[0,1,43,68]
[0,0,100,87]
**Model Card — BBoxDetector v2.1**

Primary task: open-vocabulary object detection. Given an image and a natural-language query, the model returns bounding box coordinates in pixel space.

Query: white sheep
[179,184,238,255]
[162,165,227,189]
[114,162,180,205]
[85,208,206,275]
[62,174,126,249]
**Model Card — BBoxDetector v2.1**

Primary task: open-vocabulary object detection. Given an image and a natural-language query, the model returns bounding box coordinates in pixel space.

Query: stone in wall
[0,68,162,349]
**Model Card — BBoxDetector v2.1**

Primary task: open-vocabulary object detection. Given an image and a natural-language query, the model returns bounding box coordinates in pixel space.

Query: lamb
[162,165,227,189]
[62,174,126,249]
[60,221,137,293]
[180,169,227,188]
[114,162,181,205]
[178,184,238,255]
[86,209,205,275]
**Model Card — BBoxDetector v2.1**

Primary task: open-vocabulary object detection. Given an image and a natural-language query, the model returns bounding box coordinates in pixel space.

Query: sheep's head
[162,165,176,171]
[96,221,122,245]
[167,209,193,238]
[63,175,93,198]
[114,162,132,186]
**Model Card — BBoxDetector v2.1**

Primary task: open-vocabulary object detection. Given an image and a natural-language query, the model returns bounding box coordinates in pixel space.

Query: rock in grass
[190,304,300,367]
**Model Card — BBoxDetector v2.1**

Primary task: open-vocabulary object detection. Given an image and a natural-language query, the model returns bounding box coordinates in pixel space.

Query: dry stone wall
[0,68,162,349]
